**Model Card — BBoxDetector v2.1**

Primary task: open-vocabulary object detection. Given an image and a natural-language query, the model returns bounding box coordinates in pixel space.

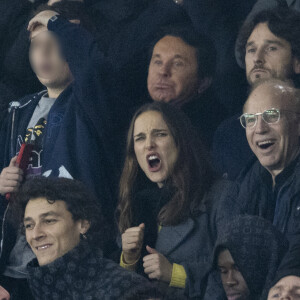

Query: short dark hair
[236,7,300,70]
[14,176,104,247]
[148,24,216,79]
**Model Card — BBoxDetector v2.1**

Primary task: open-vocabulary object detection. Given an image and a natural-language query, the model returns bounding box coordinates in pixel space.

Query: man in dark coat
[220,79,300,295]
[17,176,160,300]
[147,25,226,149]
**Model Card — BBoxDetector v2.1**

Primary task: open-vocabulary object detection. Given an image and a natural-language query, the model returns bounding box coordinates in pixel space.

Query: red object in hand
[5,143,34,201]
[15,143,34,171]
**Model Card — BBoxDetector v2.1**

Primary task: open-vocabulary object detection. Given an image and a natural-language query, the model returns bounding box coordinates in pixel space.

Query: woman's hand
[121,223,145,264]
[143,245,173,283]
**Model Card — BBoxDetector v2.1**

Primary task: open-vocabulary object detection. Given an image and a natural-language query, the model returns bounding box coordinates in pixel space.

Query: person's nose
[225,270,238,287]
[254,115,269,134]
[158,61,172,77]
[32,223,46,241]
[253,47,265,66]
[145,135,155,150]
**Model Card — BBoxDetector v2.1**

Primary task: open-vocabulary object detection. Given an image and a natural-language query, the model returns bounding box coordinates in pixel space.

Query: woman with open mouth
[117,101,233,299]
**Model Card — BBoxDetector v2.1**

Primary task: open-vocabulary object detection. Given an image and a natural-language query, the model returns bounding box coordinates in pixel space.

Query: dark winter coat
[27,240,160,300]
[126,180,234,299]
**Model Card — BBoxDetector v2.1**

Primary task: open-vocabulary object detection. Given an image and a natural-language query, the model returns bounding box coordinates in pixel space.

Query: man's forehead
[153,35,196,57]
[247,22,289,46]
[218,248,235,264]
[24,198,66,218]
[244,84,288,112]
[275,276,300,289]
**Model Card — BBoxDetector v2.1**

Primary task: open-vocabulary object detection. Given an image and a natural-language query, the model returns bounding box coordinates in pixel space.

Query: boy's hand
[0,157,23,195]
[28,10,59,33]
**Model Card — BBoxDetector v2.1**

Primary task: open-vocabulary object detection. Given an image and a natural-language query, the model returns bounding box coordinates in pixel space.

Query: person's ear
[198,77,212,95]
[79,220,91,235]
[293,57,300,74]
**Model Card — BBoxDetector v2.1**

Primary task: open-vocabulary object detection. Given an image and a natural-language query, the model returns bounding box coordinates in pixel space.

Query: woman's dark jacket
[126,180,233,299]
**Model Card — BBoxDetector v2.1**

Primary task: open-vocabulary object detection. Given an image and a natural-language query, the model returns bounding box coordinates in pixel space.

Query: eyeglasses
[240,108,281,128]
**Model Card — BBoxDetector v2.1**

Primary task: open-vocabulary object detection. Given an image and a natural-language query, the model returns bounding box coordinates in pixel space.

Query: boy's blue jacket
[0,17,118,272]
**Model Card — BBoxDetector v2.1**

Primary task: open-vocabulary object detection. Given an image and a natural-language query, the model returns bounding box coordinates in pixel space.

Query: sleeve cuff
[120,252,139,271]
[169,263,187,288]
[47,15,69,32]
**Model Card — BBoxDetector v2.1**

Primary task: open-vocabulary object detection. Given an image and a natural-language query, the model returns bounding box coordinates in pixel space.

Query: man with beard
[213,7,300,180]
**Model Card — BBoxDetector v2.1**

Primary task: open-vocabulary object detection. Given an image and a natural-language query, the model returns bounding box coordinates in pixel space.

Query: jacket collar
[27,240,101,277]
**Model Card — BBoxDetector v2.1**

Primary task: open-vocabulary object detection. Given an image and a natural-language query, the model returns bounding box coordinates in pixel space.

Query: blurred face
[268,276,300,299]
[218,249,250,300]
[24,198,88,266]
[133,110,178,187]
[29,26,73,91]
[245,23,300,85]
[244,84,300,178]
[147,35,200,107]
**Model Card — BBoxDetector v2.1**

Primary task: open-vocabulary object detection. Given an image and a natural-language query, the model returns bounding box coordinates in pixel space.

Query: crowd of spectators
[0,0,300,299]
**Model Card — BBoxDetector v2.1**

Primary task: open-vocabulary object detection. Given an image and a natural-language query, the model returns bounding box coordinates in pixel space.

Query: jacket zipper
[9,102,21,158]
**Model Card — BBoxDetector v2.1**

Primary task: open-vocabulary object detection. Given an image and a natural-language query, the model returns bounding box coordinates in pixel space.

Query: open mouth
[147,154,162,171]
[257,140,275,150]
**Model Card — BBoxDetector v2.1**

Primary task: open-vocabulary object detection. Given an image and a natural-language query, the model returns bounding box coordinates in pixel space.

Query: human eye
[24,223,34,230]
[152,59,162,66]
[266,46,278,52]
[245,115,256,127]
[155,132,168,137]
[246,47,256,54]
[270,293,280,298]
[265,110,279,123]
[44,218,57,225]
[134,135,145,142]
[173,60,184,68]
[218,267,227,274]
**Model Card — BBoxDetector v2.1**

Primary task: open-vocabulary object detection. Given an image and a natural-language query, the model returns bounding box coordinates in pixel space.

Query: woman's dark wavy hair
[117,102,216,233]
[236,7,300,70]
[13,176,104,248]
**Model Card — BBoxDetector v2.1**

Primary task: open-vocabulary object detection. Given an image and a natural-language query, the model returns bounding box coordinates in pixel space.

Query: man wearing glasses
[240,81,300,187]
[213,7,300,180]
[219,78,300,297]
